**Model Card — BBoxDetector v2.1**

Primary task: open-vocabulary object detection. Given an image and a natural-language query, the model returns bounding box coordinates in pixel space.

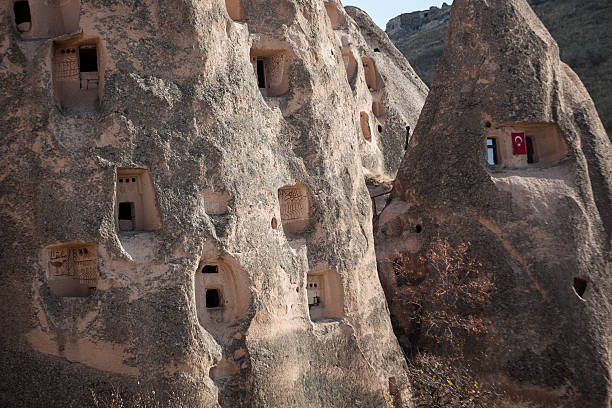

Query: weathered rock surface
[0,0,424,407]
[376,0,611,406]
[387,0,612,138]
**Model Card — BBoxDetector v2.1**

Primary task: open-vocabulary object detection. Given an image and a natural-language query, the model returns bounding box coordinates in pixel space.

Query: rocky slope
[0,0,425,407]
[377,0,612,406]
[387,0,612,137]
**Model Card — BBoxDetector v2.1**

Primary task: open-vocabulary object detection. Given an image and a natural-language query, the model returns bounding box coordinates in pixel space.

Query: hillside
[387,0,612,135]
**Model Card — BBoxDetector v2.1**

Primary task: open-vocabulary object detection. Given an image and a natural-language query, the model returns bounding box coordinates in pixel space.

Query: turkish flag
[512,132,527,155]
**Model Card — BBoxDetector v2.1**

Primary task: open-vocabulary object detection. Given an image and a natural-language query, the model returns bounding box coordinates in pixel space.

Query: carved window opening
[307,280,321,307]
[573,277,587,298]
[251,49,290,97]
[53,36,103,112]
[526,136,535,164]
[372,101,385,121]
[405,126,411,149]
[256,58,266,89]
[206,289,221,308]
[360,112,371,141]
[195,258,250,329]
[487,138,498,165]
[341,48,357,83]
[307,270,344,322]
[115,169,161,233]
[278,184,312,236]
[486,123,568,168]
[202,265,219,274]
[378,125,383,133]
[324,1,344,30]
[79,45,98,72]
[14,0,80,40]
[362,57,378,91]
[45,242,98,297]
[118,202,135,231]
[226,0,248,21]
[14,1,31,32]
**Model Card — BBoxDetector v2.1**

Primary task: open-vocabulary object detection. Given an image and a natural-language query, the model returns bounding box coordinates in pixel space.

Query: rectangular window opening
[256,59,266,89]
[206,289,221,308]
[526,136,536,164]
[487,138,498,165]
[14,1,31,25]
[202,265,219,274]
[79,46,98,73]
[118,202,134,221]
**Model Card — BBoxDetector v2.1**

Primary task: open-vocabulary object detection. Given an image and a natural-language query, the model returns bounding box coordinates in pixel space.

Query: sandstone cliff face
[0,1,422,406]
[376,0,611,406]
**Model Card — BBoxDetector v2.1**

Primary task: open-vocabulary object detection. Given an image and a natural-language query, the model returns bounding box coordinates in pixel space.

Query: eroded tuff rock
[376,0,611,406]
[0,0,424,407]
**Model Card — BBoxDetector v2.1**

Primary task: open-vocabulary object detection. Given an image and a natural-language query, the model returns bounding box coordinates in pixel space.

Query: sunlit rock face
[0,0,425,407]
[375,0,612,406]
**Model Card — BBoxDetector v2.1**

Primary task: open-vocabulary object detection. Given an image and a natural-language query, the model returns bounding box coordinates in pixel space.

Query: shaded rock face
[0,1,421,407]
[387,0,612,139]
[376,0,611,406]
[344,6,428,184]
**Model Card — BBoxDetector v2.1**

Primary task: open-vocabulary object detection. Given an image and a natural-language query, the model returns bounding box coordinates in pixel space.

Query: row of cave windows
[12,0,346,37]
[114,171,313,238]
[48,41,377,113]
[45,246,340,324]
[17,4,381,115]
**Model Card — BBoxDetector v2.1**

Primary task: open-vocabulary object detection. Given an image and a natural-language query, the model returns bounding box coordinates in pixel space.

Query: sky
[343,1,450,29]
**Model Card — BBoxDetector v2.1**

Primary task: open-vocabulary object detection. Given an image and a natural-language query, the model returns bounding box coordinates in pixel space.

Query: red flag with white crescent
[512,132,527,155]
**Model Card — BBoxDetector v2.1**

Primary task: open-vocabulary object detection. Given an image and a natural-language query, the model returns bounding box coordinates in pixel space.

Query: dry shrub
[390,234,495,355]
[406,353,499,408]
[390,235,500,407]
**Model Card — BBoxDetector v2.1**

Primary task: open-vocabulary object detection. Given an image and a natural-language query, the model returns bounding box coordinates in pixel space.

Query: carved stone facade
[278,184,311,236]
[45,242,98,297]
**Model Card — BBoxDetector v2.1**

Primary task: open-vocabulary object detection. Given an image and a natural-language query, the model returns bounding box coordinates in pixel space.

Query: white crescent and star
[514,135,524,146]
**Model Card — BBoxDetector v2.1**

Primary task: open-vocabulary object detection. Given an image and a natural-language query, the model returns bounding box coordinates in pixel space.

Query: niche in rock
[362,57,378,91]
[195,259,250,328]
[324,1,345,30]
[53,35,104,112]
[250,48,290,97]
[44,242,98,297]
[278,184,312,236]
[360,112,371,141]
[13,1,31,32]
[226,0,247,21]
[573,277,587,299]
[116,169,161,233]
[307,270,344,322]
[372,101,385,122]
[341,48,357,83]
[485,122,569,168]
[13,0,80,40]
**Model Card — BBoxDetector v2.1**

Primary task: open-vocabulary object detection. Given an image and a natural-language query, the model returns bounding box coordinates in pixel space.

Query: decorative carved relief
[278,184,311,235]
[53,47,79,80]
[45,242,98,297]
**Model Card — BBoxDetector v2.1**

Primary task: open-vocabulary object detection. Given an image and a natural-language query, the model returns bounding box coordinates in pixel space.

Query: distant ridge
[386,0,612,137]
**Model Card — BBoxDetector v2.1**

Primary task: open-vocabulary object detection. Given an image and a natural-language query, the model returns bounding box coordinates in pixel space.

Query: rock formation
[0,0,425,407]
[387,0,612,138]
[376,0,611,406]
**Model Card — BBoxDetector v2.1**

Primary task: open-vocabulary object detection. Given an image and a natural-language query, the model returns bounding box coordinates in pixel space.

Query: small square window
[202,265,219,274]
